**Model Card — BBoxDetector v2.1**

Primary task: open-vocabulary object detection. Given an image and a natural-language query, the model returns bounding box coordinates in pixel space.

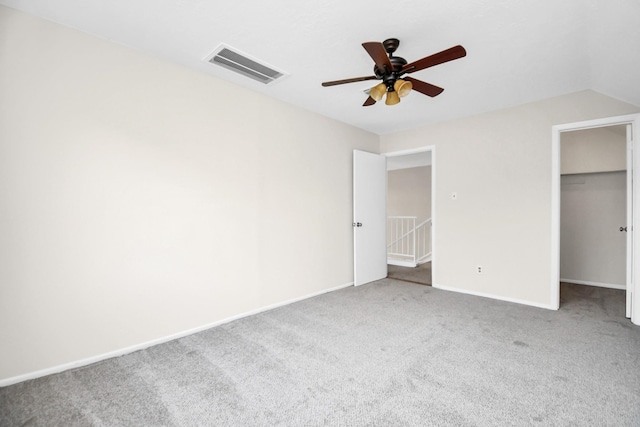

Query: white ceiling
[2,0,639,135]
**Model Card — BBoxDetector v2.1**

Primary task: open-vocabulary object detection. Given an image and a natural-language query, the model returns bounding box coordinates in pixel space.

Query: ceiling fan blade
[362,42,393,73]
[363,96,377,106]
[402,45,466,74]
[322,75,378,87]
[404,77,444,97]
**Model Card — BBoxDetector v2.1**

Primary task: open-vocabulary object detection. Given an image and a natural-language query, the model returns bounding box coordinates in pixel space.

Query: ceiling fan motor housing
[373,38,407,91]
[374,56,407,90]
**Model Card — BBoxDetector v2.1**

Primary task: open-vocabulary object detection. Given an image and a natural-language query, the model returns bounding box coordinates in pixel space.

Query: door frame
[383,145,436,282]
[551,113,639,325]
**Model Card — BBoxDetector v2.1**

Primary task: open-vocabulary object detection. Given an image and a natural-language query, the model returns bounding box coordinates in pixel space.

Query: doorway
[384,146,435,286]
[559,126,627,316]
[551,114,640,325]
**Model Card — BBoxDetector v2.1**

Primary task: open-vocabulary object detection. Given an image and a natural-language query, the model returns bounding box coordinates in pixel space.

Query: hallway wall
[387,166,432,223]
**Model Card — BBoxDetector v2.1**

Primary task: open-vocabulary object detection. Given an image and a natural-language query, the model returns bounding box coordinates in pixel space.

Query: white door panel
[353,150,387,286]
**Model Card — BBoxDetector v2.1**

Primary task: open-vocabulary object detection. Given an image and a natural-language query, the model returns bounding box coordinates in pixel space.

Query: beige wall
[387,166,432,223]
[561,126,626,174]
[0,7,378,381]
[560,172,626,287]
[380,91,639,307]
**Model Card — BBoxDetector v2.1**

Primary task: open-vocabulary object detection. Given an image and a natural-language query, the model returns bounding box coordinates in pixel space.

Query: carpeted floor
[1,281,639,426]
[387,262,431,285]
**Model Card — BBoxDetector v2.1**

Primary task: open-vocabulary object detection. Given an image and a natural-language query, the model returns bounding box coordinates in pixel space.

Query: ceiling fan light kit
[385,90,401,105]
[394,79,413,97]
[322,38,466,107]
[369,83,387,101]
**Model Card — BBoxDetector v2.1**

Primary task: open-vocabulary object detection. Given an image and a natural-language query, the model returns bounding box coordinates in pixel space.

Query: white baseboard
[0,281,354,388]
[560,278,625,290]
[387,260,417,268]
[433,283,556,310]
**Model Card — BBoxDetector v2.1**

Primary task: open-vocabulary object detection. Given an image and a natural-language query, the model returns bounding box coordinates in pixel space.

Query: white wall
[560,172,626,288]
[387,166,432,223]
[380,91,639,307]
[0,7,378,382]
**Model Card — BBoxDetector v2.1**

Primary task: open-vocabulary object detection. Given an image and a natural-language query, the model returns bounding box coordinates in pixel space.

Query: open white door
[353,150,387,286]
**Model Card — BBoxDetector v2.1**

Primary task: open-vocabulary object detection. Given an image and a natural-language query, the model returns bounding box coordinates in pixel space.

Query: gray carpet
[2,281,640,426]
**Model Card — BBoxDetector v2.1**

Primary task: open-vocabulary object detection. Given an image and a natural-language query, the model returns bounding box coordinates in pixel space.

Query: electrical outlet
[477,265,483,274]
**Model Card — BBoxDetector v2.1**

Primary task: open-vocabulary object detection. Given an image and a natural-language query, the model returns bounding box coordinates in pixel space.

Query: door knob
[353,222,363,227]
[620,226,628,232]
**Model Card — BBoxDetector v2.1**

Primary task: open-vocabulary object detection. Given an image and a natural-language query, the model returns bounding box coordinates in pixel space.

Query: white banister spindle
[387,216,432,267]
[412,217,416,265]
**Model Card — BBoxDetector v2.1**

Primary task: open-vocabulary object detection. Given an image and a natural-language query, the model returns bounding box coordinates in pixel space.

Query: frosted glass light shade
[394,79,412,97]
[369,83,387,101]
[385,90,400,105]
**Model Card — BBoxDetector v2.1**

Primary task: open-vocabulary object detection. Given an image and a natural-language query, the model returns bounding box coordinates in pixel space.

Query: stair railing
[387,216,432,267]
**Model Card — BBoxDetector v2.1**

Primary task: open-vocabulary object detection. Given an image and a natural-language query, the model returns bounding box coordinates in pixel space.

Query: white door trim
[627,124,634,317]
[551,114,640,325]
[383,145,436,284]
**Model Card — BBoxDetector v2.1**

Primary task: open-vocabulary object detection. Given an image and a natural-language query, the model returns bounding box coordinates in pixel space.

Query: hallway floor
[387,262,431,286]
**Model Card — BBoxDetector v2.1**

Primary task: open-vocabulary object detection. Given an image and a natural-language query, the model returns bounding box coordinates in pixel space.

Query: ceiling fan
[321,38,466,106]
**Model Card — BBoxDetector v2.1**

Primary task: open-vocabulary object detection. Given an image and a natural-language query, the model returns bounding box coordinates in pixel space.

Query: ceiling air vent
[205,44,287,85]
